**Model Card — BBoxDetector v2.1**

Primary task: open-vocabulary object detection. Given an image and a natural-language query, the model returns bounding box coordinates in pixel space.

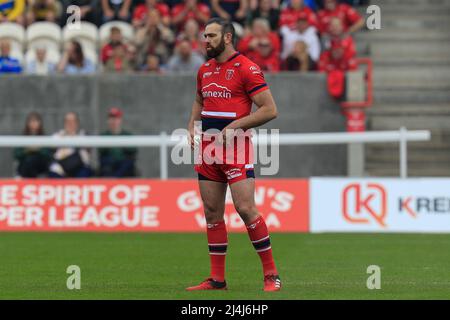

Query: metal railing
[0,128,431,179]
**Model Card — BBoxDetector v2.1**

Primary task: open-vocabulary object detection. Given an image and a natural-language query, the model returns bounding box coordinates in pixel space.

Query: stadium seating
[62,21,99,53]
[0,22,26,53]
[99,21,134,45]
[26,22,62,52]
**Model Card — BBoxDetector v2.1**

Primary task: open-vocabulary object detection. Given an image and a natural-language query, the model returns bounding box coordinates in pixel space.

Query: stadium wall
[0,73,346,178]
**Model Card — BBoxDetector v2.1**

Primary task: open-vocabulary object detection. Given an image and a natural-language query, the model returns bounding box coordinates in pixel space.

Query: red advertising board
[0,179,309,232]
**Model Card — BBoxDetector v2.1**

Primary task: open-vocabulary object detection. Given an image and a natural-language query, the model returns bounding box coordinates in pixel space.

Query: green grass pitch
[0,232,449,299]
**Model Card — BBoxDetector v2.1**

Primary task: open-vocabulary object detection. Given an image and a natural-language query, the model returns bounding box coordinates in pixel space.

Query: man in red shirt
[186,18,281,292]
[101,26,128,65]
[237,18,281,72]
[318,38,357,72]
[317,0,364,35]
[279,0,318,29]
[171,0,211,31]
[132,0,171,27]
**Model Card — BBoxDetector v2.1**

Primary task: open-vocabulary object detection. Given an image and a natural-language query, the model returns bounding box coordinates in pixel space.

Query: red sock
[206,220,227,282]
[246,216,278,276]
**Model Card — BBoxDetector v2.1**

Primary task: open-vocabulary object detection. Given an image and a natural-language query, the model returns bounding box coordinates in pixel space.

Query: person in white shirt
[280,12,320,62]
[26,47,56,75]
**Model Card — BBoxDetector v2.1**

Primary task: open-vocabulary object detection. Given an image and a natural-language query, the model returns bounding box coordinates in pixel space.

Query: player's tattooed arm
[226,89,278,131]
[187,94,203,149]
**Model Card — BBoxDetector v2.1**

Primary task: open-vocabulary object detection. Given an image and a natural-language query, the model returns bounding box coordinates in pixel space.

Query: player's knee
[203,203,224,222]
[235,203,258,220]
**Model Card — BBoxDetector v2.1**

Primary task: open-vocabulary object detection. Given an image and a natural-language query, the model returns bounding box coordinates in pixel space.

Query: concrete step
[355,30,450,42]
[368,114,450,130]
[365,166,450,177]
[373,67,450,89]
[372,57,450,67]
[367,104,450,116]
[370,42,450,59]
[374,88,450,104]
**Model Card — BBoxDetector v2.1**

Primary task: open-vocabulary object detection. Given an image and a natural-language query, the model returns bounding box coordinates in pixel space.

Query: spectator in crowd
[62,0,100,26]
[26,0,61,24]
[0,0,25,24]
[48,112,93,178]
[140,54,162,73]
[318,37,357,99]
[104,44,132,72]
[318,38,356,72]
[167,38,204,74]
[135,9,174,66]
[210,0,248,25]
[26,47,56,75]
[171,0,210,31]
[279,0,317,29]
[101,0,132,23]
[176,18,205,56]
[324,16,356,59]
[281,40,314,71]
[317,0,364,35]
[99,107,137,177]
[0,39,22,73]
[14,111,52,178]
[57,40,96,74]
[101,26,128,65]
[132,0,170,28]
[280,12,320,62]
[238,18,280,72]
[247,0,280,31]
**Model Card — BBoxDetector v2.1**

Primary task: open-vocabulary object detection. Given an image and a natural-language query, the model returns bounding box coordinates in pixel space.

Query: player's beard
[206,36,226,59]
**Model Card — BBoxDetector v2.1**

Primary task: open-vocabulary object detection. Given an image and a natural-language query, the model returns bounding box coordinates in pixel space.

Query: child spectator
[101,26,128,65]
[99,107,137,177]
[14,111,52,178]
[0,39,22,73]
[140,54,162,73]
[48,112,93,178]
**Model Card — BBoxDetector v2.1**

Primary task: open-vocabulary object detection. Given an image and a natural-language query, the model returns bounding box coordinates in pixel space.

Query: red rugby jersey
[196,52,269,130]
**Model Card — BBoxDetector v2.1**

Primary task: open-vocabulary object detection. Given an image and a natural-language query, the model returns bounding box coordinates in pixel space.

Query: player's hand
[218,128,235,146]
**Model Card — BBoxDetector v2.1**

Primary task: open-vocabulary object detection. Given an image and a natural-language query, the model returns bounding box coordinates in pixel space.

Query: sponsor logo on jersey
[203,72,213,78]
[225,69,234,80]
[201,83,232,99]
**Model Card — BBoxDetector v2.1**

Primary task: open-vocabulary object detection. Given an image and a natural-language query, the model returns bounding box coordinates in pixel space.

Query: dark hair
[23,111,45,135]
[69,40,84,66]
[205,18,236,43]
